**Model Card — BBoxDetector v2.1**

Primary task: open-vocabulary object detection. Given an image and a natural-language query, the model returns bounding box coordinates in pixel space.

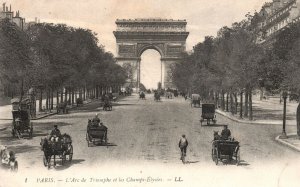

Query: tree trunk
[260,87,263,101]
[64,88,68,103]
[245,90,249,118]
[79,88,82,99]
[46,89,49,110]
[234,93,238,115]
[240,92,243,118]
[50,89,53,110]
[56,91,59,107]
[72,89,74,105]
[230,92,234,115]
[221,91,225,111]
[60,88,64,103]
[83,87,86,100]
[249,90,253,120]
[226,93,229,112]
[297,103,300,137]
[68,88,71,105]
[39,89,43,112]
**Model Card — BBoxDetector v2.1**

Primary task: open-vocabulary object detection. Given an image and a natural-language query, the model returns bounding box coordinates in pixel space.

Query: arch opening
[140,49,162,90]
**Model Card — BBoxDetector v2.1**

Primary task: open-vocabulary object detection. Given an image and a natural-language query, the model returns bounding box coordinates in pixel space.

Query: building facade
[257,0,300,46]
[0,3,25,30]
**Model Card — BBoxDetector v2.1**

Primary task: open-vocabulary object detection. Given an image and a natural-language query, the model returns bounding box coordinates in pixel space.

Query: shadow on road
[200,124,226,127]
[54,159,85,171]
[184,160,200,164]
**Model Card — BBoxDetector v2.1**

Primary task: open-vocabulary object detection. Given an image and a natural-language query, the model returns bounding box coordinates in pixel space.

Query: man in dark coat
[221,125,231,140]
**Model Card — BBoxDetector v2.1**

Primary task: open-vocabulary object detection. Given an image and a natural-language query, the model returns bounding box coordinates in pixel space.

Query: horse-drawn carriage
[11,98,33,139]
[86,120,108,146]
[212,140,240,165]
[57,101,68,114]
[200,104,217,125]
[191,94,201,107]
[103,99,112,111]
[0,146,18,172]
[40,134,73,169]
[165,91,173,99]
[139,92,146,100]
[154,92,161,101]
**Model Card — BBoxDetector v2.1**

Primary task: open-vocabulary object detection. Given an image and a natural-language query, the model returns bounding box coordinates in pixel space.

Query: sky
[5,0,267,88]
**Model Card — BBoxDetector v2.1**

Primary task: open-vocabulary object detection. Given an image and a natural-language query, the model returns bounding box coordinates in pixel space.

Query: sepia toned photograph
[0,0,300,186]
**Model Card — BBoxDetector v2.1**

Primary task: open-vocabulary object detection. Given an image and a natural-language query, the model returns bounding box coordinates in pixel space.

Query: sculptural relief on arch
[113,18,189,91]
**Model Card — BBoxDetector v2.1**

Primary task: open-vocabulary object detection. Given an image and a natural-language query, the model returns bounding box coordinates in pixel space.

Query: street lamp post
[279,91,288,139]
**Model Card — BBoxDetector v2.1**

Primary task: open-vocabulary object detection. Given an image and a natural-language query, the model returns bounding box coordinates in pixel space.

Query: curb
[0,100,95,121]
[216,109,285,126]
[275,134,300,152]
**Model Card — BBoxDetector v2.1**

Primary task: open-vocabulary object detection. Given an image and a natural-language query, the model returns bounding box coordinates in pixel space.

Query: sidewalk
[214,97,300,152]
[276,134,300,152]
[0,99,94,131]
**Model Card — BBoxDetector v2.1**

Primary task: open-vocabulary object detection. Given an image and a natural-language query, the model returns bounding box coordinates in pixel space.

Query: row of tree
[0,18,127,111]
[172,13,300,127]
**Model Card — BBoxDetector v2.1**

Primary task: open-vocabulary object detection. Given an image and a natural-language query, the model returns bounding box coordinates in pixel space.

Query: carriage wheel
[236,149,240,166]
[212,148,218,165]
[86,133,90,147]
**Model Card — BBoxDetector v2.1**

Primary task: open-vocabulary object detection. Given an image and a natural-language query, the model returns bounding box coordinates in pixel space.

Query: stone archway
[113,18,189,90]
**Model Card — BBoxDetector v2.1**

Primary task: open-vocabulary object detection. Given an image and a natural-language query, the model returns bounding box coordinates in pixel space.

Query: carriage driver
[50,125,61,142]
[221,125,231,140]
[92,113,101,125]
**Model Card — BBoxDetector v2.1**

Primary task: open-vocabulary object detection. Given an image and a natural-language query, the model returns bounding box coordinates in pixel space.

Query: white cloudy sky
[6,0,267,88]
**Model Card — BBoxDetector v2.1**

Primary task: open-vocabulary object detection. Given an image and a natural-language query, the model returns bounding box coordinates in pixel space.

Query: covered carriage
[200,104,217,125]
[191,94,201,107]
[11,98,33,139]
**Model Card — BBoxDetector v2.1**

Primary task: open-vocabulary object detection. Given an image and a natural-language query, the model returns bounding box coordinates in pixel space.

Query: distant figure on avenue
[92,113,101,125]
[178,134,188,161]
[50,125,61,142]
[221,125,231,140]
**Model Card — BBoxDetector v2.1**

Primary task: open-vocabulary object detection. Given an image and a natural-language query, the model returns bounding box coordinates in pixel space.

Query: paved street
[0,94,299,186]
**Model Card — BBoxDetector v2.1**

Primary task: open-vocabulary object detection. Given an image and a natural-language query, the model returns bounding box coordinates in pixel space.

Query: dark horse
[40,133,72,168]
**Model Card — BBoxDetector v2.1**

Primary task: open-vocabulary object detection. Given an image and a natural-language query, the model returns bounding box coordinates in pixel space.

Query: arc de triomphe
[113,18,189,90]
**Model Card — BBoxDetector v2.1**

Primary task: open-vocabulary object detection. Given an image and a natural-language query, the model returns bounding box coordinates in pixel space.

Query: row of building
[256,0,300,46]
[0,3,39,30]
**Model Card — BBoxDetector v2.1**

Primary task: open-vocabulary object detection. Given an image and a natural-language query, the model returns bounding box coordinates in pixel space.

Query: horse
[40,133,72,168]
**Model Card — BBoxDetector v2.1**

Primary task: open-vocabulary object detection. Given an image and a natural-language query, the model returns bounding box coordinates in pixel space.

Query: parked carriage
[57,101,68,114]
[211,140,240,165]
[200,104,217,125]
[11,98,33,139]
[103,100,112,111]
[86,120,108,146]
[191,94,201,107]
[40,134,73,169]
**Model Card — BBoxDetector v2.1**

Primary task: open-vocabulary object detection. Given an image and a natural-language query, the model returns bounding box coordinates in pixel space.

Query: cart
[86,122,108,146]
[211,140,240,165]
[191,94,200,107]
[200,104,217,125]
[11,98,33,139]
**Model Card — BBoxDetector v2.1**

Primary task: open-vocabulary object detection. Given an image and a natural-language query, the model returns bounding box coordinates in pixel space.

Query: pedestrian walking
[179,134,188,163]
